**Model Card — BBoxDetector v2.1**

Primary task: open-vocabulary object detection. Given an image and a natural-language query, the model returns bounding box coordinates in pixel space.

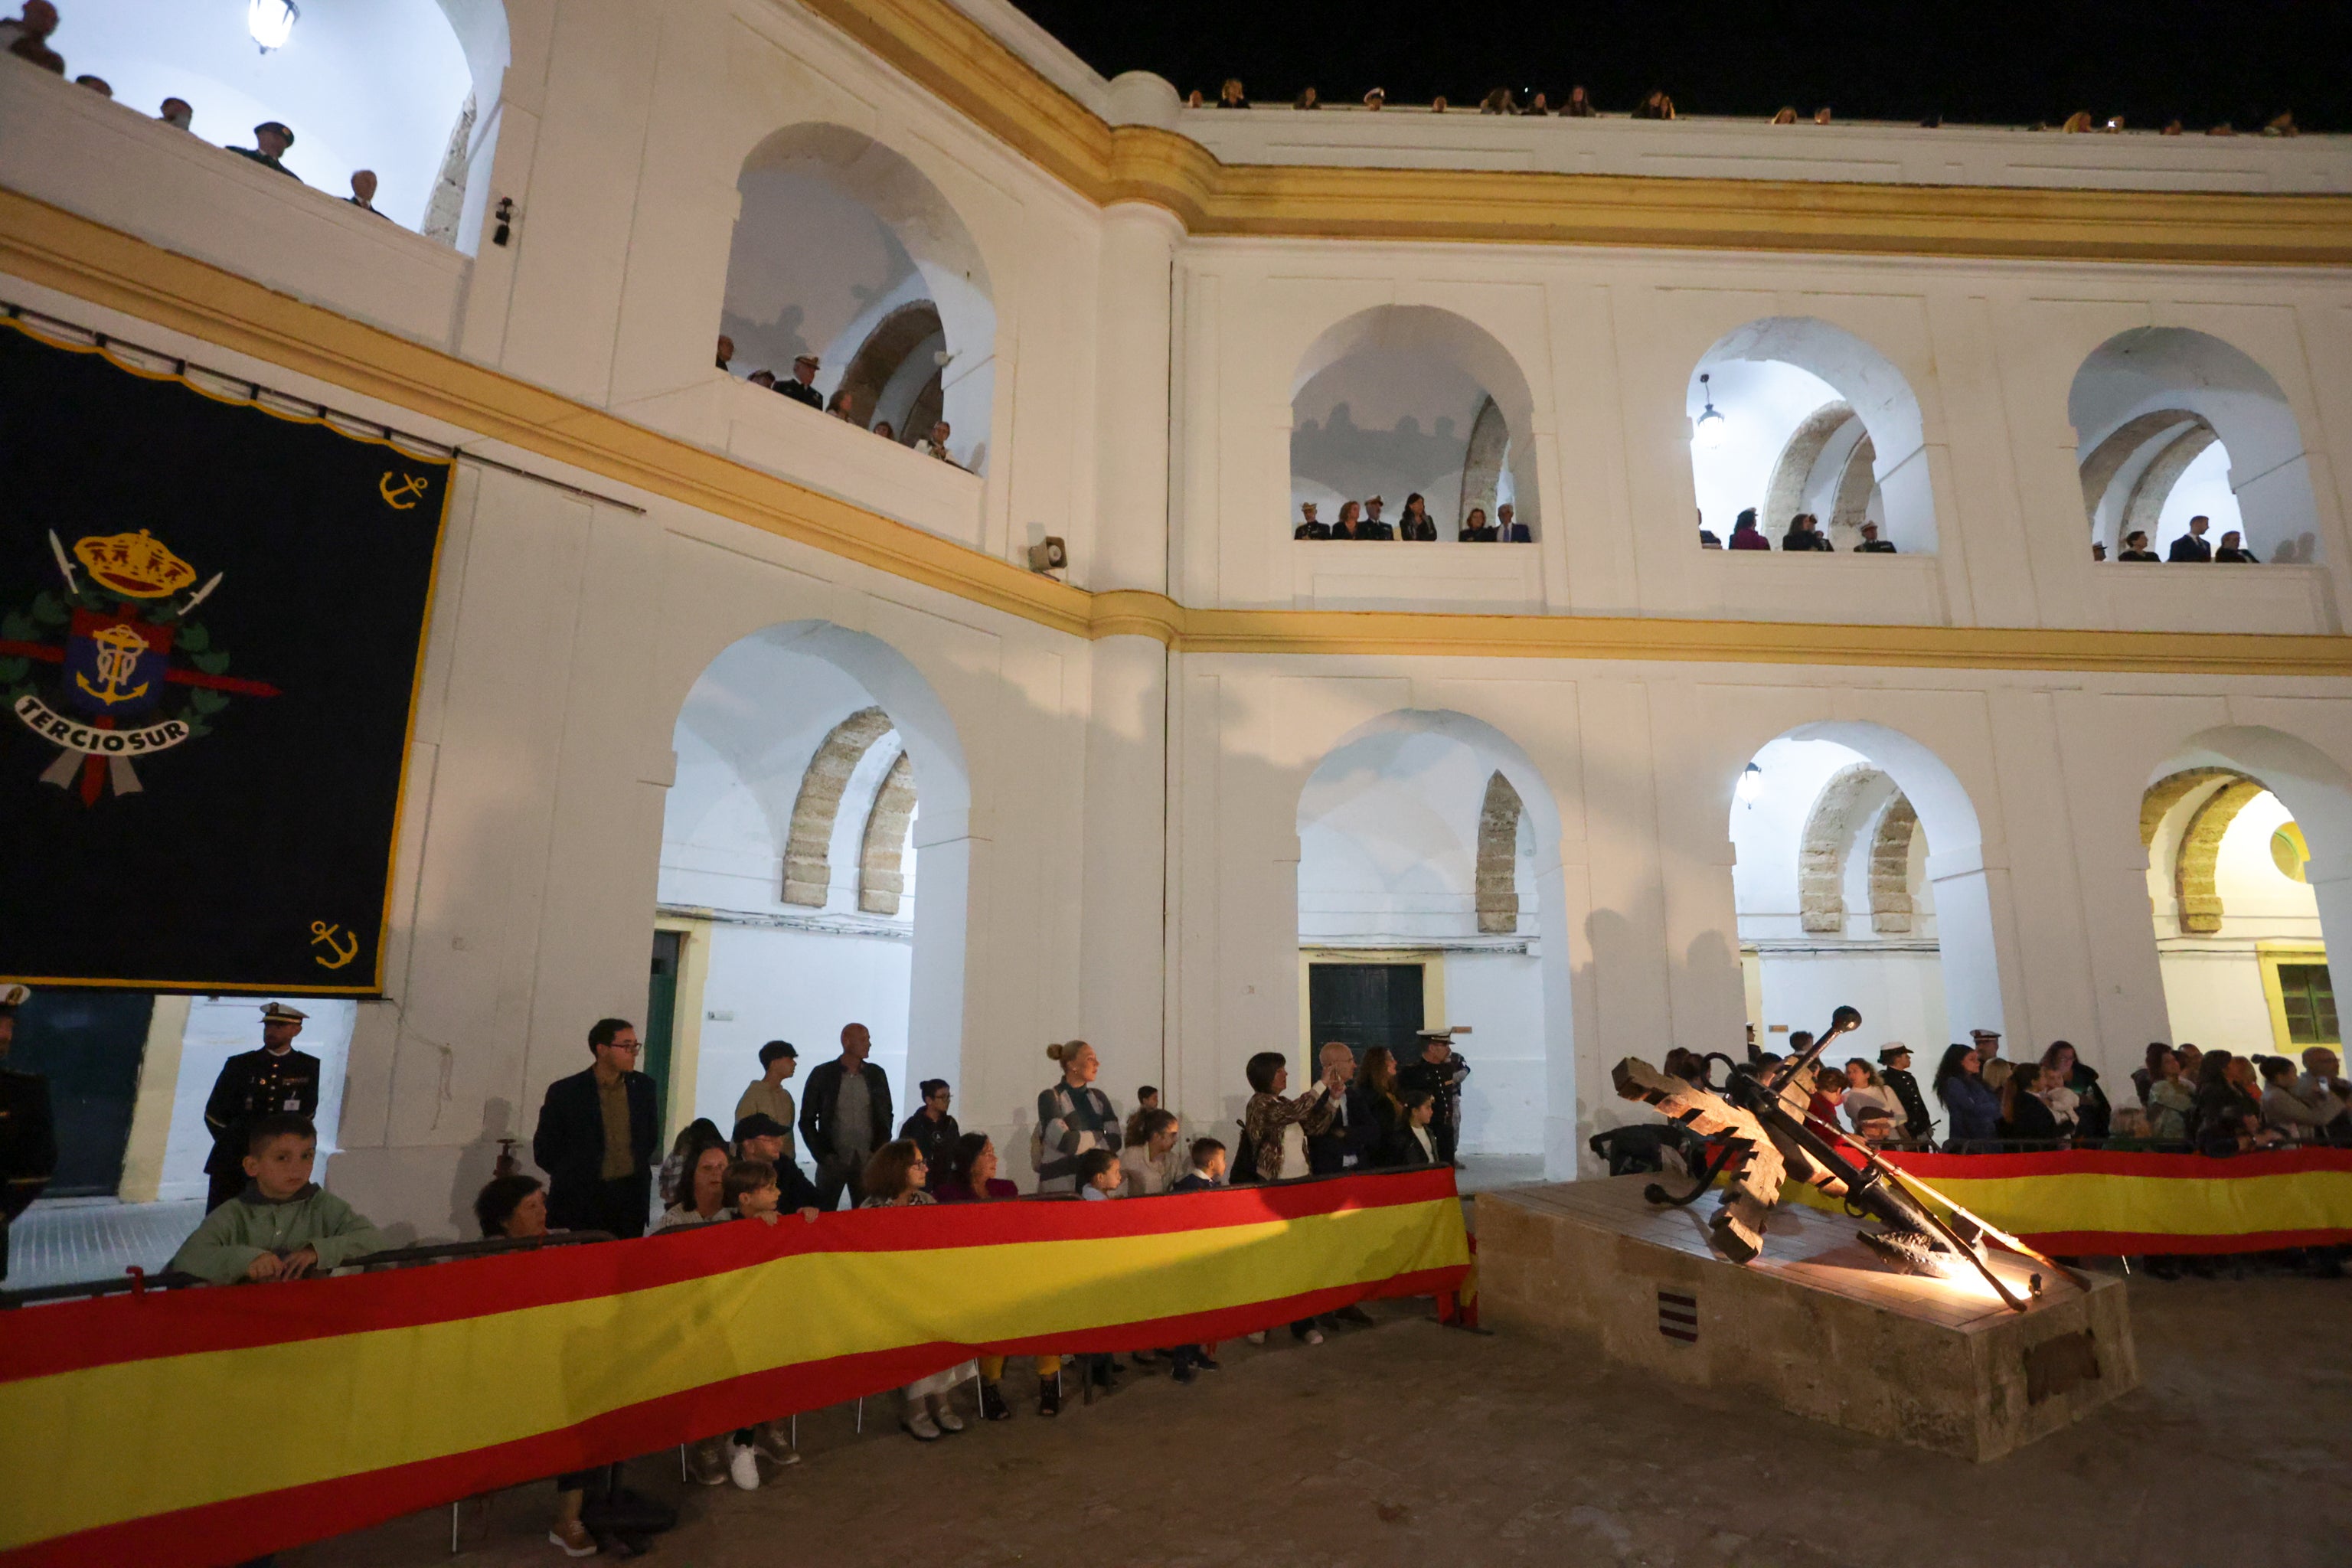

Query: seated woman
[2117,530,2160,561]
[1459,505,1498,542]
[861,1139,978,1439]
[1998,1060,2063,1148]
[659,1142,732,1230]
[937,1132,1065,1416]
[657,1117,724,1208]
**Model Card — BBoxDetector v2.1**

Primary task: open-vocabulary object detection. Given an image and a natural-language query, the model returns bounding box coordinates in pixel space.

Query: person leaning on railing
[2259,1055,2348,1143]
[2141,1045,2197,1144]
[168,1112,385,1284]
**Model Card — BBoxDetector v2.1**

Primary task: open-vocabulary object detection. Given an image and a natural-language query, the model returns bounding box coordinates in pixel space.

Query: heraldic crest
[0,527,279,805]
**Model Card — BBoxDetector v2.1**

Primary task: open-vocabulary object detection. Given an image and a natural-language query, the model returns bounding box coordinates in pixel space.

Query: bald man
[799,1022,894,1210]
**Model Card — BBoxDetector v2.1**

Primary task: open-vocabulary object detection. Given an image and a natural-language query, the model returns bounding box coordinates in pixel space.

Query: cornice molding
[5,188,2350,681]
[805,0,2352,266]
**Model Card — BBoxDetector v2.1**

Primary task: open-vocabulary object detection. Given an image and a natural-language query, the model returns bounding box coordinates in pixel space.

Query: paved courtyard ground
[292,1269,2350,1568]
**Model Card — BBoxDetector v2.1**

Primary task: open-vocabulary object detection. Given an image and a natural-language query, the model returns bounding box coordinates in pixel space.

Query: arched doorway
[720,124,995,470]
[1687,316,1936,552]
[2142,726,2352,1053]
[2070,328,2319,562]
[1289,305,1541,539]
[52,0,509,244]
[1295,710,1573,1176]
[657,622,970,1178]
[1730,721,2001,1052]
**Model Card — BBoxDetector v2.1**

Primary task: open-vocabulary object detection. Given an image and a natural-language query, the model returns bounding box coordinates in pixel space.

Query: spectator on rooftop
[749,369,776,388]
[1632,89,1676,120]
[1329,499,1364,540]
[1217,78,1246,109]
[1480,87,1518,115]
[2265,111,2298,137]
[826,387,857,423]
[1359,495,1395,541]
[234,121,302,181]
[1294,87,1321,109]
[1459,505,1497,542]
[1498,501,1529,542]
[1854,521,1896,553]
[1727,508,1769,550]
[1295,501,1331,539]
[2060,112,2096,133]
[1397,492,1438,541]
[715,334,734,371]
[872,420,895,441]
[2,2,63,74]
[776,353,823,410]
[1781,512,1830,551]
[1814,107,1833,125]
[1561,86,1596,117]
[73,74,106,96]
[916,420,956,464]
[1529,93,1550,114]
[1185,89,1203,108]
[1430,96,1449,113]
[2216,530,2259,563]
[2118,529,2158,561]
[158,96,194,129]
[346,170,384,215]
[1772,107,1798,125]
[2168,514,2215,562]
[1364,87,1387,110]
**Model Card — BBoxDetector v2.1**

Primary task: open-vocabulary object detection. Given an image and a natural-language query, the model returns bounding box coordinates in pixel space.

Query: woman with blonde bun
[1034,1040,1122,1194]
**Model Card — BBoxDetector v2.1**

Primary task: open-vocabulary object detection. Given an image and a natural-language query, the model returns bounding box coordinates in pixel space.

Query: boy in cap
[734,1040,799,1162]
[235,120,302,179]
[169,1112,385,1283]
[731,1113,825,1213]
[0,983,57,1282]
[201,1002,324,1212]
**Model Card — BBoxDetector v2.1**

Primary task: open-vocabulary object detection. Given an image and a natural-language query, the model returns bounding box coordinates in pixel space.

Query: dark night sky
[1011,1,2352,134]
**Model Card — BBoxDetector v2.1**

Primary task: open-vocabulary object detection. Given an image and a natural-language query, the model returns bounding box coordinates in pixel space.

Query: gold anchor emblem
[309,920,359,969]
[378,472,430,510]
[75,622,155,707]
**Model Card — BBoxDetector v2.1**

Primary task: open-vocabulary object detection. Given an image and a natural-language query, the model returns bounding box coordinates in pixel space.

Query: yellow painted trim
[804,0,2352,266]
[2257,941,2335,1051]
[9,191,2352,679]
[653,914,714,1146]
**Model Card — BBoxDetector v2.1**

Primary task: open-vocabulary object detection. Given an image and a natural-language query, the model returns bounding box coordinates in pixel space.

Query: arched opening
[1688,316,1936,553]
[721,124,995,471]
[1731,724,2001,1053]
[54,0,509,246]
[1296,710,1573,1176]
[658,622,971,1178]
[2142,726,2352,1054]
[2071,327,2320,562]
[1289,305,1540,539]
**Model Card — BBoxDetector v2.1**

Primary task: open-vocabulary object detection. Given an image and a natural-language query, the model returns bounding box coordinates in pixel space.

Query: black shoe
[1335,1305,1375,1327]
[1174,1361,1197,1385]
[1090,1358,1117,1390]
[1194,1354,1222,1371]
[1039,1376,1062,1418]
[980,1380,1012,1421]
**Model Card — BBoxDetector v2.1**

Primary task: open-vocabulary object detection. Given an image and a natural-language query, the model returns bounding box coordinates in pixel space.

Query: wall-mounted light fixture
[1736,761,1764,805]
[247,0,299,52]
[1693,371,1727,449]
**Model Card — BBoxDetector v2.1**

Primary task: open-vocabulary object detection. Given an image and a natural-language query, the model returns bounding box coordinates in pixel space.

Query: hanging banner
[0,316,452,995]
[0,1170,1470,1567]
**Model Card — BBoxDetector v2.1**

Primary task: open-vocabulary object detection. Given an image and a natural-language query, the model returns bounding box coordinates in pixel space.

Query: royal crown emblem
[72,529,198,599]
[1,528,279,805]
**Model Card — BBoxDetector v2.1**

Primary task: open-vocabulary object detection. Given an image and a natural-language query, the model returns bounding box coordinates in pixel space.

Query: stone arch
[781,707,893,906]
[1289,305,1543,536]
[1691,316,1936,552]
[1869,795,1920,935]
[2140,766,2238,846]
[858,752,920,916]
[1798,765,1895,934]
[1764,400,1858,535]
[1476,769,1524,934]
[1458,397,1510,532]
[2175,776,2269,933]
[838,301,945,443]
[723,123,997,470]
[2069,327,2319,562]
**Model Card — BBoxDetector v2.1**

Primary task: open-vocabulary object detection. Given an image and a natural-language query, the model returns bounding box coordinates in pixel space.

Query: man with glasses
[532,1018,659,1237]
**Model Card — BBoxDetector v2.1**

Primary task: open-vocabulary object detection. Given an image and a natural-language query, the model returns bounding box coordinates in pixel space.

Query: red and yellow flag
[0,1170,1468,1567]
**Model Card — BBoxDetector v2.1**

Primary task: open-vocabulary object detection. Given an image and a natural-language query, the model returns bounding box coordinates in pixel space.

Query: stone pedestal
[1475,1176,2138,1462]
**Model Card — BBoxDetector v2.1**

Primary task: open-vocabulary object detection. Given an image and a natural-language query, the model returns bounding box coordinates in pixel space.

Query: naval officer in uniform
[201,1002,323,1213]
[0,984,58,1282]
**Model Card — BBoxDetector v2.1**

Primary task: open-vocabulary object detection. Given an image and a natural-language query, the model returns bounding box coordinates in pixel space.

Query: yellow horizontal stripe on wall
[0,1201,1467,1550]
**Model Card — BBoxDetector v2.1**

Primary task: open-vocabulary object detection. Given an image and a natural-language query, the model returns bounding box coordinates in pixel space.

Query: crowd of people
[2095,514,2264,563]
[1187,74,2303,136]
[1702,507,1898,553]
[2,5,397,219]
[717,335,963,469]
[1293,494,1530,542]
[126,1005,1473,1557]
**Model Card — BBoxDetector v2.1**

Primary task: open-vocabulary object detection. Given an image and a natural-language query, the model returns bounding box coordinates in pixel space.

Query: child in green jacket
[169,1112,386,1284]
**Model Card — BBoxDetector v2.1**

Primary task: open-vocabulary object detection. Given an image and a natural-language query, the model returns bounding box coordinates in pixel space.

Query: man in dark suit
[2167,514,2213,561]
[1880,1044,1935,1146]
[201,1002,324,1213]
[1498,503,1530,544]
[1357,496,1396,541]
[1398,1028,1472,1165]
[798,1022,896,1210]
[1292,501,1330,539]
[776,353,824,410]
[1305,1042,1377,1174]
[1854,521,1897,553]
[0,984,57,1282]
[531,1017,659,1237]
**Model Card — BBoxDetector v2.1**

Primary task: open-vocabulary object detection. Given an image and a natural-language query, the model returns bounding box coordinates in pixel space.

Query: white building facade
[8,0,2352,1233]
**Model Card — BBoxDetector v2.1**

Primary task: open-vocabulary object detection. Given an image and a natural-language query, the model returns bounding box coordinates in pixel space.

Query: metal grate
[1658,1288,1698,1344]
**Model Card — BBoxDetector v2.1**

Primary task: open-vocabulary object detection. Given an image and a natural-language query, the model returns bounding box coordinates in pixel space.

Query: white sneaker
[932,1398,966,1434]
[903,1410,942,1442]
[727,1442,761,1491]
[1246,1331,1267,1345]
[1300,1328,1325,1346]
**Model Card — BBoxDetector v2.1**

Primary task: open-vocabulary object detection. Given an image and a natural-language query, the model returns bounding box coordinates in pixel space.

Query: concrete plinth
[1475,1176,2138,1462]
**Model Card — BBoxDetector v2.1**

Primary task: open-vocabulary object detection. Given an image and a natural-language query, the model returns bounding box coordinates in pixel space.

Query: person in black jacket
[897,1079,960,1191]
[1997,1061,2063,1149]
[201,1002,325,1213]
[776,353,824,410]
[1293,501,1331,539]
[531,1018,659,1237]
[1397,1030,1471,1165]
[1854,521,1896,553]
[798,1022,896,1210]
[1358,496,1396,541]
[1305,1043,1378,1174]
[2167,514,2213,561]
[1878,1044,1935,1146]
[1396,493,1439,541]
[2215,529,2260,563]
[2117,529,2159,561]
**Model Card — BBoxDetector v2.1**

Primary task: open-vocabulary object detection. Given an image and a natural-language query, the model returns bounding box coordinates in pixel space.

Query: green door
[644,930,683,1134]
